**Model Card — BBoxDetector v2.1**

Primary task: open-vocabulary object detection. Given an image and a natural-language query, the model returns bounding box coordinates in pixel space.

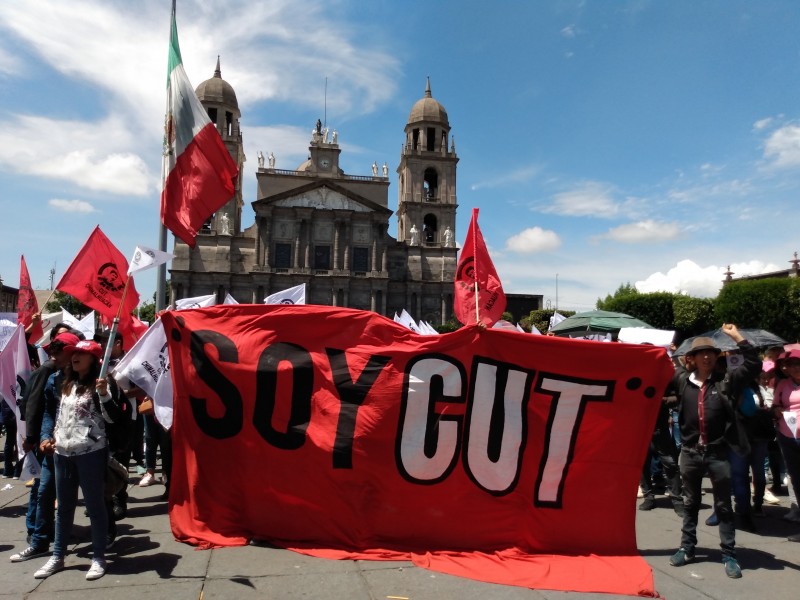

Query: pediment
[272,186,371,212]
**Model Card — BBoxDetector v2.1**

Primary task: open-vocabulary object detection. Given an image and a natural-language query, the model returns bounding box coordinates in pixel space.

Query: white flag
[0,316,18,352]
[222,293,239,305]
[265,283,306,305]
[530,323,542,335]
[175,293,217,310]
[127,245,175,276]
[34,310,65,347]
[62,308,95,340]
[548,311,566,331]
[0,324,30,457]
[396,309,419,333]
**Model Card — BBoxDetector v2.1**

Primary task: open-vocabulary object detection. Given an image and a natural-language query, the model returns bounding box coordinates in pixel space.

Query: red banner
[162,305,672,597]
[454,208,506,327]
[18,255,43,341]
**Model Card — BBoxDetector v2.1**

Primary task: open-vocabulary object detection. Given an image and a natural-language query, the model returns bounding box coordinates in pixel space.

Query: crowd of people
[2,318,799,582]
[1,316,171,581]
[637,324,800,579]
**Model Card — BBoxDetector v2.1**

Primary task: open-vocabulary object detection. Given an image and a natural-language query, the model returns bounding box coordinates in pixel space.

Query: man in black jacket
[668,323,761,579]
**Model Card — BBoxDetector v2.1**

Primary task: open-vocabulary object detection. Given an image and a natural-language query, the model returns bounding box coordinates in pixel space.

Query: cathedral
[169,61,460,325]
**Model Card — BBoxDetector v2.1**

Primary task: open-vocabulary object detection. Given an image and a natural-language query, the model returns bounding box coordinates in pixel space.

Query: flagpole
[472,209,479,324]
[98,277,132,380]
[155,223,168,311]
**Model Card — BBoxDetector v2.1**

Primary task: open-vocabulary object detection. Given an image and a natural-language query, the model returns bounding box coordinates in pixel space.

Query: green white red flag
[160,1,238,247]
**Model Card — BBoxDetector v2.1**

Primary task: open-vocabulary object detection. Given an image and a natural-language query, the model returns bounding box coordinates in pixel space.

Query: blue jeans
[53,448,108,560]
[777,433,800,501]
[730,441,768,513]
[26,452,56,549]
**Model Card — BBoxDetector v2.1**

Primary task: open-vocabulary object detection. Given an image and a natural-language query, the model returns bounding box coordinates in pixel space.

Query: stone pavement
[1,473,798,599]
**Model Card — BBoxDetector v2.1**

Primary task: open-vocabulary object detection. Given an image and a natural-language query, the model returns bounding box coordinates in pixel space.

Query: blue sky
[1,0,799,312]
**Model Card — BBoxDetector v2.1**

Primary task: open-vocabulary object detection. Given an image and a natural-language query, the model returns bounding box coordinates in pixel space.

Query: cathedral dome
[195,57,239,110]
[408,78,448,127]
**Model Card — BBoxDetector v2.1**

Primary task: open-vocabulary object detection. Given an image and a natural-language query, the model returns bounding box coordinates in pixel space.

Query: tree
[715,278,800,342]
[138,301,156,325]
[596,282,638,310]
[526,309,576,334]
[44,291,89,316]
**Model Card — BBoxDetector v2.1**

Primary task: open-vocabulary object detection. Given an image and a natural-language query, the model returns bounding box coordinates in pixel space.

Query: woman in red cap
[34,340,125,581]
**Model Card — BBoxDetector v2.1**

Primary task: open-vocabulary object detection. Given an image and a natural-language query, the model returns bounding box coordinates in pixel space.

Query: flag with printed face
[18,256,43,342]
[160,2,238,247]
[128,245,175,276]
[454,208,506,327]
[56,226,141,350]
[264,283,306,305]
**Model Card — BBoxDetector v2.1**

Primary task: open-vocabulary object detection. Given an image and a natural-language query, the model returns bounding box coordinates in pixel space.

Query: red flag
[18,255,43,341]
[454,208,506,327]
[160,4,238,247]
[56,226,140,337]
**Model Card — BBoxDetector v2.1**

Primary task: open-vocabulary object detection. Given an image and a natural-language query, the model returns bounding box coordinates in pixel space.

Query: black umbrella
[675,328,786,356]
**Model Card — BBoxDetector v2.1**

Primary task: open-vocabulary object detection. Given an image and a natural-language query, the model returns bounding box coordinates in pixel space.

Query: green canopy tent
[549,310,654,340]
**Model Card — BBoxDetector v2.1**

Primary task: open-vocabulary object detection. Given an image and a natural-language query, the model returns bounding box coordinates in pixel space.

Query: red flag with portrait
[56,226,140,346]
[18,255,43,342]
[454,208,506,327]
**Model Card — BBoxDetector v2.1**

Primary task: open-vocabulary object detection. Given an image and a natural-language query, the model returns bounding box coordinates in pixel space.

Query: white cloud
[597,220,681,243]
[635,258,782,298]
[49,199,97,213]
[0,114,151,196]
[763,124,800,168]
[470,165,542,191]
[753,117,773,131]
[506,227,561,253]
[541,181,619,217]
[560,24,577,38]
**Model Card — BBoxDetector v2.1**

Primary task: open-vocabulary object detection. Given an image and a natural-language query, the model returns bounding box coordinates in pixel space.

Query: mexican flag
[160,1,238,248]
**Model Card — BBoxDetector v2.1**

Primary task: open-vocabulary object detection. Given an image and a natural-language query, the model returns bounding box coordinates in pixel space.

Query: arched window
[423,214,438,243]
[423,168,438,201]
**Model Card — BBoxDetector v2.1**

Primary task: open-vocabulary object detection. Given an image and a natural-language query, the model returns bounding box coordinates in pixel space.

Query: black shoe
[638,497,656,511]
[112,498,127,521]
[723,556,742,579]
[705,512,719,526]
[670,548,695,567]
[10,545,50,562]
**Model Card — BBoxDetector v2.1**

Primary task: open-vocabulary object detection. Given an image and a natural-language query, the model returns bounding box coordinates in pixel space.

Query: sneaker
[86,558,106,581]
[139,472,156,487]
[705,512,719,526]
[723,556,742,579]
[638,497,656,511]
[762,489,781,505]
[10,546,49,562]
[637,486,644,499]
[34,556,64,579]
[669,548,694,567]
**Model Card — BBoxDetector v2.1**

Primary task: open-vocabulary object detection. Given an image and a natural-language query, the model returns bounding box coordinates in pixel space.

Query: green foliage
[715,278,800,342]
[672,295,716,339]
[596,282,639,310]
[501,311,514,323]
[436,317,462,333]
[526,309,576,334]
[44,291,88,316]
[600,292,676,330]
[137,301,156,325]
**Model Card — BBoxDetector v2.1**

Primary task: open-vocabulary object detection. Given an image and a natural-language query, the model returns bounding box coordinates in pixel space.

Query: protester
[34,340,125,581]
[638,388,684,516]
[772,349,800,542]
[9,329,78,564]
[668,324,760,579]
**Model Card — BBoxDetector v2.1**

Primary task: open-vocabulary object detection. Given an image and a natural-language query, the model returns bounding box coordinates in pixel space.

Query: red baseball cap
[43,332,80,356]
[73,340,104,360]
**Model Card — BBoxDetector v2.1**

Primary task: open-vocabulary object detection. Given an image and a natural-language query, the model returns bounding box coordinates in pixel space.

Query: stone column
[333,220,340,270]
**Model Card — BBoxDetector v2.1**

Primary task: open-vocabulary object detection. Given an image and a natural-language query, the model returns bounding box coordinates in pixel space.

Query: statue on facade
[268,152,275,168]
[409,224,419,246]
[372,162,378,176]
[382,162,388,177]
[219,212,230,235]
[257,151,265,168]
[331,129,338,144]
[443,226,454,247]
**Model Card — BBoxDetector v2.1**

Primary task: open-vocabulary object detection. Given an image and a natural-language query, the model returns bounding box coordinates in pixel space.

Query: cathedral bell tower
[195,57,244,235]
[396,77,458,248]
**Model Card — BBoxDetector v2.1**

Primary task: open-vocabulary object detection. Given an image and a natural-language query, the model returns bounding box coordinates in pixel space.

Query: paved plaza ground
[1,469,798,599]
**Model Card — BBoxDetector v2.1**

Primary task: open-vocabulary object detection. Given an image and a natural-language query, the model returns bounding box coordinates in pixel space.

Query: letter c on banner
[396,355,467,484]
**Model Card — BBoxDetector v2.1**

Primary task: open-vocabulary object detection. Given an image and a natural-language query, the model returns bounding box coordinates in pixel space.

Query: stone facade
[170,69,460,325]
